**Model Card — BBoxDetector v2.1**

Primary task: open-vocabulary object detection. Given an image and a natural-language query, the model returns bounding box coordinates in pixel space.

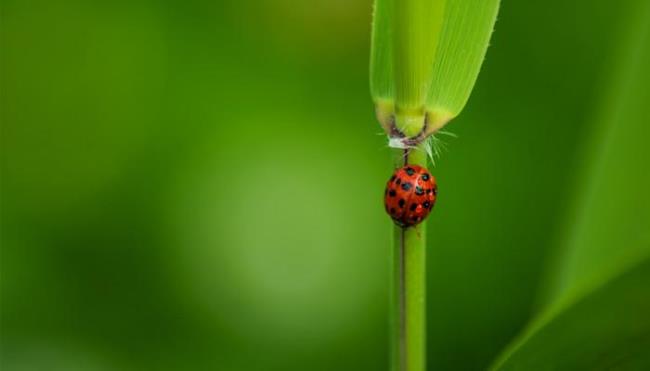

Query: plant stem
[392,145,427,371]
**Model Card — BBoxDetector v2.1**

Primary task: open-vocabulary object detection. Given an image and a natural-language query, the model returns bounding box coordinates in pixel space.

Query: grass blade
[370,0,394,102]
[393,0,445,136]
[370,0,396,133]
[425,0,500,131]
[491,1,650,368]
[370,0,499,139]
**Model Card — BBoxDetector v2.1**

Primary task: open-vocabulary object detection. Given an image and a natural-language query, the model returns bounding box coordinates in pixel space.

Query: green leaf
[392,0,445,115]
[491,2,650,369]
[392,0,445,137]
[491,259,650,371]
[371,0,446,137]
[370,0,394,104]
[370,0,499,137]
[370,0,396,134]
[425,0,500,130]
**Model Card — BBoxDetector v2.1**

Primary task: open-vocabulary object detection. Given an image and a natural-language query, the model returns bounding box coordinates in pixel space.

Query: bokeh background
[1,0,648,370]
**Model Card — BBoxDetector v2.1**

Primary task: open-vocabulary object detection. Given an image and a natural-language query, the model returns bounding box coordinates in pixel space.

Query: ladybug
[384,165,437,227]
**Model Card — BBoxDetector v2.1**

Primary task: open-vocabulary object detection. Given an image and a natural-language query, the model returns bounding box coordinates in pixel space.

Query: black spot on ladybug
[410,203,418,211]
[415,186,424,195]
[423,201,431,209]
[388,189,397,197]
[421,173,430,181]
[398,199,405,208]
[411,216,419,222]
[401,182,412,191]
[395,178,401,185]
[405,167,415,176]
[390,208,396,214]
[390,175,396,181]
[427,189,433,194]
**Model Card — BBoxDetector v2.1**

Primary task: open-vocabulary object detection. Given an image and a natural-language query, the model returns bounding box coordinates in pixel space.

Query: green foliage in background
[1,0,649,370]
[492,2,650,368]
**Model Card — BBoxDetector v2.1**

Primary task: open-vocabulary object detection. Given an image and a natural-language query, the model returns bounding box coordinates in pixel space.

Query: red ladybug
[384,165,437,227]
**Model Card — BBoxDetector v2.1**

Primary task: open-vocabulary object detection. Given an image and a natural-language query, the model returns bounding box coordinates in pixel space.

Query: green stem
[392,145,427,371]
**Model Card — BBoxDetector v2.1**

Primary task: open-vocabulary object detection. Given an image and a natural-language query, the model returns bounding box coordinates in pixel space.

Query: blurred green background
[1,0,649,370]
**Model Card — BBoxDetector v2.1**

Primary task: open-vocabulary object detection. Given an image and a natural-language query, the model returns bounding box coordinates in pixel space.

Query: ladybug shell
[384,165,437,227]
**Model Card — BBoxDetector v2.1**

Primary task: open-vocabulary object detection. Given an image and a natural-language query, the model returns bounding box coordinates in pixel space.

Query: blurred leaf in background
[492,0,650,368]
[1,0,649,370]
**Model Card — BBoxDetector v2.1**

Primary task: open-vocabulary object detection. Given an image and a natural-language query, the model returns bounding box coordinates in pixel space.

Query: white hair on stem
[386,130,456,166]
